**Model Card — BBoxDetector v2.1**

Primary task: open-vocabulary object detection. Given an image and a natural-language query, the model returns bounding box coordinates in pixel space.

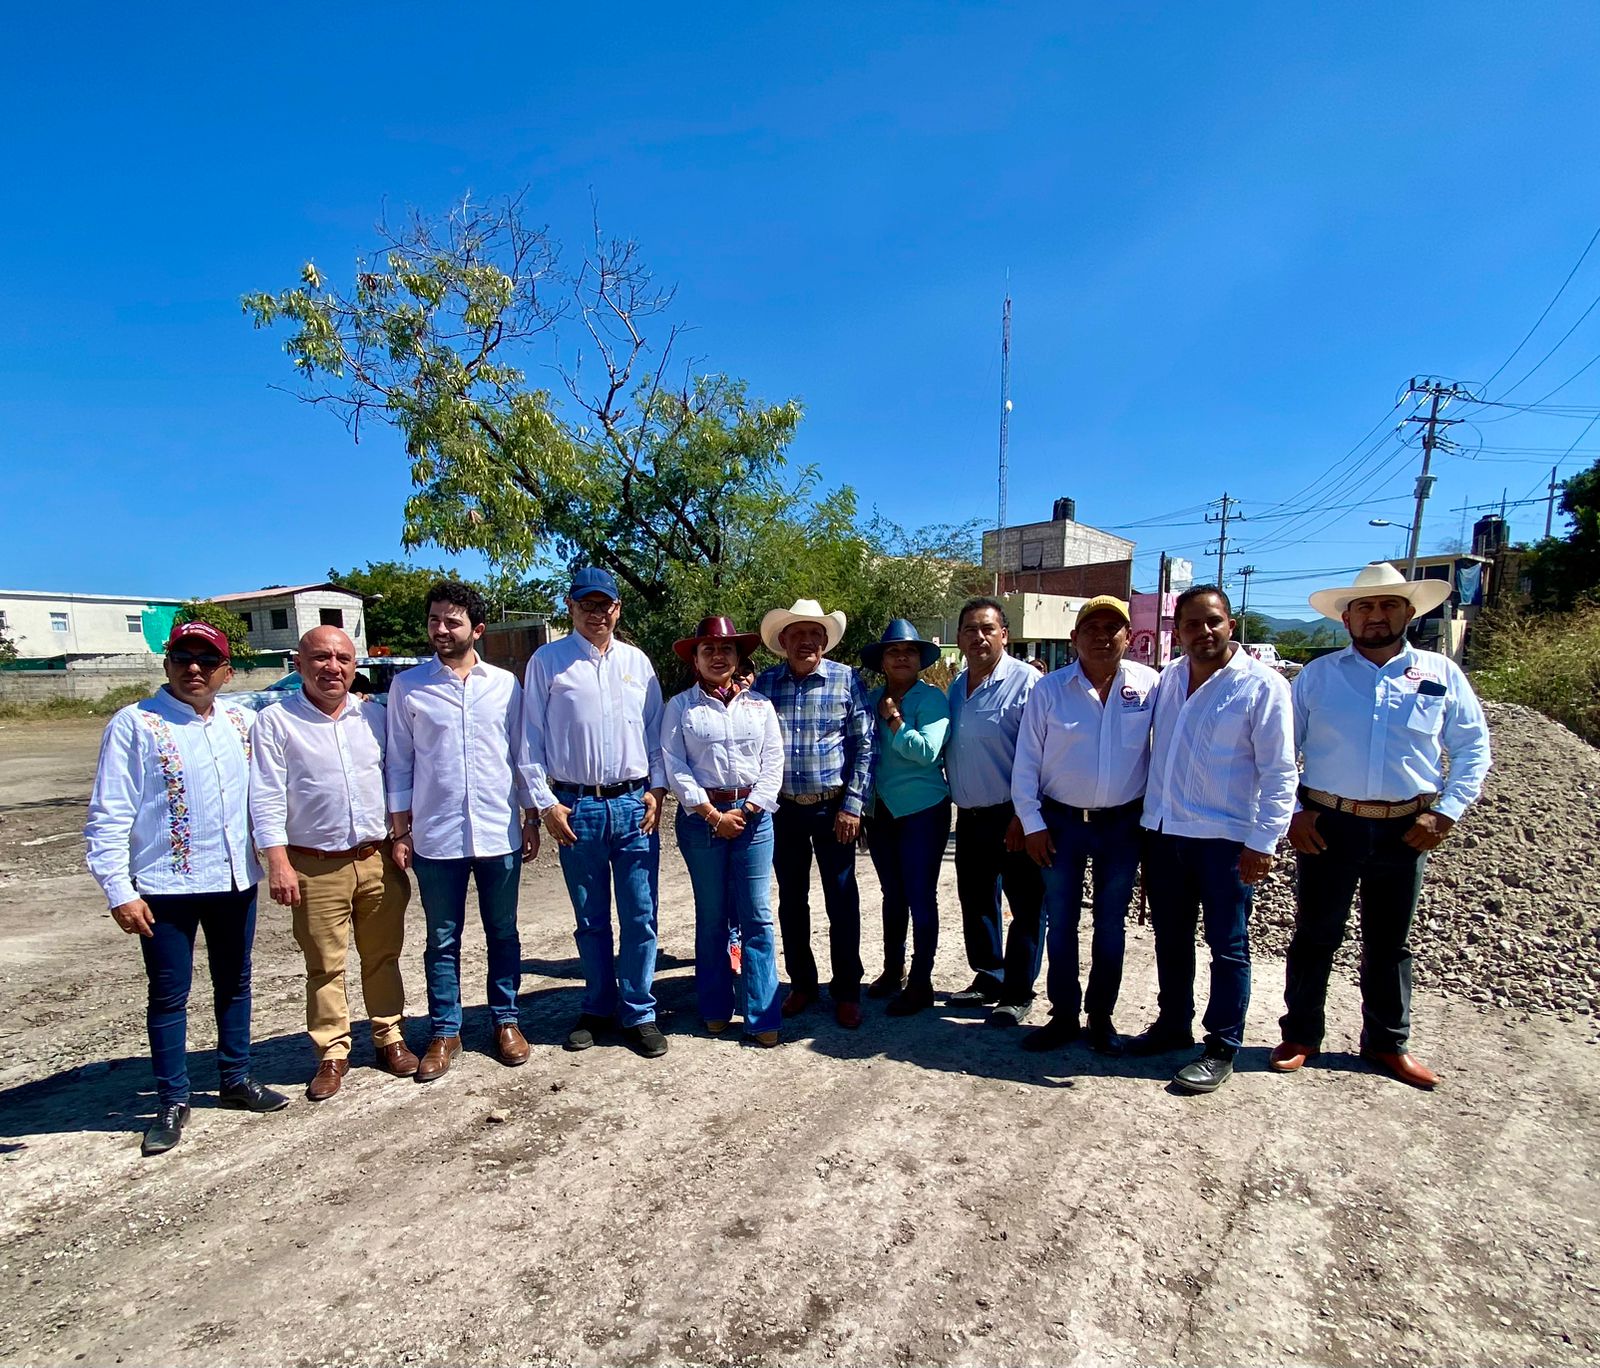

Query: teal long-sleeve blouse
[866,678,951,818]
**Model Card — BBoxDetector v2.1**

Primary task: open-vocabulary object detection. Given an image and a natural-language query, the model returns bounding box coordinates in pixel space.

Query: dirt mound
[1251,701,1600,1029]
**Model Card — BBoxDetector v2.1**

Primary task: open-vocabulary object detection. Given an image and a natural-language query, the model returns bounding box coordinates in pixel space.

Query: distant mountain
[1246,612,1344,643]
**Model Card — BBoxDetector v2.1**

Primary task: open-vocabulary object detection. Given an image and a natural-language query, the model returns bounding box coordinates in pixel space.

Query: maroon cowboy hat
[673,616,763,662]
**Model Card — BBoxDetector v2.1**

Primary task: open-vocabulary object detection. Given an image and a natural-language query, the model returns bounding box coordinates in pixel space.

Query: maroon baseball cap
[165,622,231,660]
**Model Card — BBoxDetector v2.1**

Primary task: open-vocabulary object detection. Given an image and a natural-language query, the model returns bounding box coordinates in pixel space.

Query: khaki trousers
[288,846,410,1059]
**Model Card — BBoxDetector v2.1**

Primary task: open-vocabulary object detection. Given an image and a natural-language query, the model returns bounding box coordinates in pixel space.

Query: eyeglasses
[574,598,618,616]
[168,651,226,670]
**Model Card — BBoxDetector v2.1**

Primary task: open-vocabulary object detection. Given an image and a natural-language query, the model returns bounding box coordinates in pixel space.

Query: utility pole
[1205,492,1242,585]
[1237,564,1256,641]
[1399,377,1473,579]
[1156,551,1170,667]
[1546,465,1559,538]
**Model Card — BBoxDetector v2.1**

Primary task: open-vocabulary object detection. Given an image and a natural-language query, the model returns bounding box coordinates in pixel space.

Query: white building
[209,583,369,658]
[0,590,184,664]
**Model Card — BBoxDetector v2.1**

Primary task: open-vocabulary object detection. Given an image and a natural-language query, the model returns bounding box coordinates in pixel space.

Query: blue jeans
[1143,831,1253,1050]
[1038,799,1142,1021]
[954,802,1044,1004]
[865,799,952,988]
[139,887,257,1106]
[773,797,863,1002]
[413,853,523,1037]
[556,790,659,1026]
[677,804,780,1033]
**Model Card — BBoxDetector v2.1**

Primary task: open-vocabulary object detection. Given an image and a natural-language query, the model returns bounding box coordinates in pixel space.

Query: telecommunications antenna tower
[997,288,1012,589]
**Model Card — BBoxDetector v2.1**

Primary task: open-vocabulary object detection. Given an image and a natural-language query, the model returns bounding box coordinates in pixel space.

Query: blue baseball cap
[569,566,620,602]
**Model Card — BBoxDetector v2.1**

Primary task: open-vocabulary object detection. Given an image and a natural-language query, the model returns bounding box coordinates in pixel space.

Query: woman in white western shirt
[662,617,785,1044]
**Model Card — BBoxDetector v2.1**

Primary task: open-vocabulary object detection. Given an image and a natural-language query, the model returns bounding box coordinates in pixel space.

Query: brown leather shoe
[1361,1048,1438,1090]
[494,1022,530,1066]
[306,1058,348,1102]
[834,1000,863,1029]
[1269,1041,1318,1073]
[781,988,816,1018]
[377,1040,420,1077]
[415,1036,461,1083]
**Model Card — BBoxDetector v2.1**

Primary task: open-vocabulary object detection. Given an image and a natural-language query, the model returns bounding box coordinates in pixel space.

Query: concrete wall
[983,519,1135,574]
[229,590,368,656]
[0,667,284,704]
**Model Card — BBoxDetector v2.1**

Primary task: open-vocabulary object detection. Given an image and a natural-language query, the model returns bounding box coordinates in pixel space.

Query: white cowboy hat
[759,598,847,655]
[1308,561,1454,621]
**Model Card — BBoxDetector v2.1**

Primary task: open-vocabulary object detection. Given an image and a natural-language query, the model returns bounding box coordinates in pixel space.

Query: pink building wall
[1128,590,1176,668]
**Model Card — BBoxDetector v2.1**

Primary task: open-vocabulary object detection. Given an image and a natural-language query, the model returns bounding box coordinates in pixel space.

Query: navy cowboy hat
[861,618,941,673]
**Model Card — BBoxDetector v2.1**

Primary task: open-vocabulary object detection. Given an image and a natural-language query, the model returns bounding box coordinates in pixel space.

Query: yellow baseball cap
[1074,595,1131,627]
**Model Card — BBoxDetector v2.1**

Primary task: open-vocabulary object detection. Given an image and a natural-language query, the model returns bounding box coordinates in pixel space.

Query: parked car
[224,656,430,712]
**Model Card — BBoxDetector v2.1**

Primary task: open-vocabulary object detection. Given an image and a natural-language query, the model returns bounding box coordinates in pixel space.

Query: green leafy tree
[1512,458,1600,610]
[0,628,17,665]
[174,600,253,667]
[1239,611,1273,643]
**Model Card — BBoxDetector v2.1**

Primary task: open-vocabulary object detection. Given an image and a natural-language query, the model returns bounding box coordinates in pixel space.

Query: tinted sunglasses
[168,650,227,669]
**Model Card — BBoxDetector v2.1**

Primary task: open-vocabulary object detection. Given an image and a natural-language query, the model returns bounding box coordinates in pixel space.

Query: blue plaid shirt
[754,658,876,815]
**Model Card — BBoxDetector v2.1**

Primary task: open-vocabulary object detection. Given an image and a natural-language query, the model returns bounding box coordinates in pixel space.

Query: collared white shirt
[385,655,532,860]
[522,632,665,812]
[1012,659,1160,835]
[946,651,1037,810]
[1141,646,1297,853]
[1293,644,1491,821]
[250,691,388,850]
[85,687,260,908]
[662,686,785,812]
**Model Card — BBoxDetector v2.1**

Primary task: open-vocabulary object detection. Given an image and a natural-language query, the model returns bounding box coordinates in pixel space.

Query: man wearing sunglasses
[86,622,289,1157]
[524,567,669,1058]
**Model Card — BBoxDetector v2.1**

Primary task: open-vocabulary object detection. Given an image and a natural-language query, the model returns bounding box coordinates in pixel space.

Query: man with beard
[387,580,538,1081]
[1128,585,1297,1093]
[943,596,1044,1024]
[1271,562,1490,1089]
[1012,595,1157,1054]
[251,626,417,1100]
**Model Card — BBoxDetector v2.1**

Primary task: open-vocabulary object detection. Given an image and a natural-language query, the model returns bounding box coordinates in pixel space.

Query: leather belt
[780,787,844,806]
[553,777,647,800]
[706,787,754,804]
[1041,796,1143,824]
[287,841,384,861]
[1300,786,1436,819]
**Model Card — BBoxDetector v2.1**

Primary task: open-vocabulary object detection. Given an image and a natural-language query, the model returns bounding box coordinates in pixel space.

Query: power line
[1483,225,1600,395]
[1496,290,1600,399]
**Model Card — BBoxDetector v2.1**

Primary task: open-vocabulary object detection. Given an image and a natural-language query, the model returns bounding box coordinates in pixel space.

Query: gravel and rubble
[1250,700,1600,1029]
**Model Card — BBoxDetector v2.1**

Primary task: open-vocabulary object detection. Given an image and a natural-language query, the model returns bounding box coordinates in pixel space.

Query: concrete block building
[981,498,1135,599]
[210,584,369,659]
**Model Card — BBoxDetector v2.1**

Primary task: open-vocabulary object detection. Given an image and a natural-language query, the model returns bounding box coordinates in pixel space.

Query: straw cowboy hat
[759,599,847,656]
[672,615,763,662]
[1307,561,1453,621]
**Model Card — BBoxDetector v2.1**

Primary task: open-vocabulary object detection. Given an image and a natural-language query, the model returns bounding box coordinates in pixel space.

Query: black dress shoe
[565,1013,612,1052]
[1174,1042,1235,1094]
[885,982,936,1017]
[218,1077,290,1113]
[1086,1017,1124,1056]
[141,1103,190,1157]
[1021,1015,1080,1052]
[865,966,906,999]
[1125,1021,1196,1057]
[947,974,1003,1006]
[625,1022,669,1058]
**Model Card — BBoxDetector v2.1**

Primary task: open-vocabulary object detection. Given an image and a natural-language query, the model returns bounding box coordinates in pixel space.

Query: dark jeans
[1039,798,1142,1021]
[865,799,952,988]
[954,802,1044,1003]
[773,797,863,1002]
[413,852,523,1037]
[1143,831,1253,1050]
[139,886,258,1107]
[1281,808,1428,1052]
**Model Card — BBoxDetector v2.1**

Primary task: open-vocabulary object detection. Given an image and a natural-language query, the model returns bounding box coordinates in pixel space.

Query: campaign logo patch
[1120,685,1142,701]
[1404,667,1423,680]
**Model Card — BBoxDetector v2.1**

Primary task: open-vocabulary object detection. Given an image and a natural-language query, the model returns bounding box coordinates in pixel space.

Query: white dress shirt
[250,692,388,850]
[1293,644,1491,821]
[1141,646,1298,854]
[85,687,260,908]
[946,652,1037,809]
[522,633,665,812]
[1012,659,1160,834]
[385,655,532,860]
[662,686,785,812]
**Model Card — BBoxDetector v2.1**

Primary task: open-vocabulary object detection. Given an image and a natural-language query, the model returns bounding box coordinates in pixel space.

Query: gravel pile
[1249,700,1600,1025]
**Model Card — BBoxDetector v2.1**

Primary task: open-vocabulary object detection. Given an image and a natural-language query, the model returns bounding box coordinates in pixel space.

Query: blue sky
[4,3,1599,618]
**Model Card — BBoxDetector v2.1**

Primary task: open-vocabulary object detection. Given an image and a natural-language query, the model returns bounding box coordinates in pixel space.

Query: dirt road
[1,717,1596,1366]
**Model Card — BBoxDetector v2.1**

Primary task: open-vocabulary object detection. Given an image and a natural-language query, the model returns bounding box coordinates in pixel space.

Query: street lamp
[1367,517,1414,532]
